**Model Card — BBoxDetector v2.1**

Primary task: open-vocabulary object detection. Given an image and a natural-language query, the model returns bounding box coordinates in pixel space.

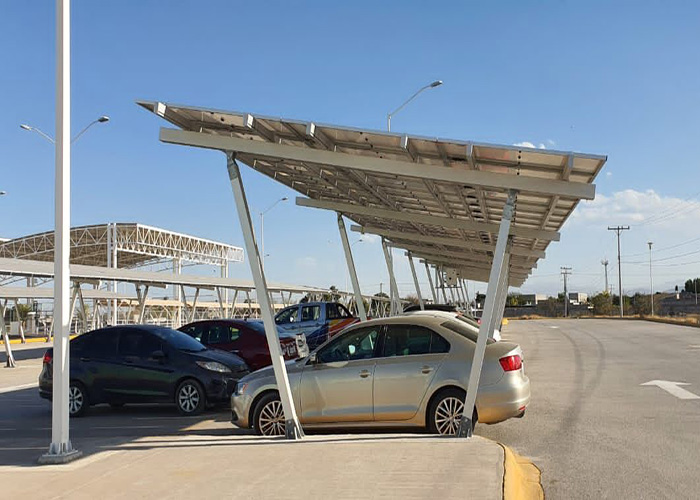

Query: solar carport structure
[140,100,606,438]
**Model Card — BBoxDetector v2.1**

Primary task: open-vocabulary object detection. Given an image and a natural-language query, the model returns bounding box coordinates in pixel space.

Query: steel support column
[1,300,16,368]
[173,258,182,328]
[406,252,424,310]
[42,0,80,463]
[492,252,511,337]
[381,238,401,315]
[226,153,303,439]
[424,262,437,303]
[337,214,367,321]
[458,190,517,438]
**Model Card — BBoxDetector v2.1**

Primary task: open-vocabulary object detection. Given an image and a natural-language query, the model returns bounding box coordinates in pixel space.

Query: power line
[608,225,630,317]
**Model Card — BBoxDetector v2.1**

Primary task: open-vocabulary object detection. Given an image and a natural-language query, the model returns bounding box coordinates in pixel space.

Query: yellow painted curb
[9,334,78,345]
[501,318,509,327]
[501,444,544,500]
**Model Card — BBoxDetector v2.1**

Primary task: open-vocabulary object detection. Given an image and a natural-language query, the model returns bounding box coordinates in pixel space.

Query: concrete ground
[477,319,700,499]
[0,344,509,500]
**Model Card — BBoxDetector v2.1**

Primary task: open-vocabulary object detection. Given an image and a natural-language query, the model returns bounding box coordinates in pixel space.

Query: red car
[178,319,308,371]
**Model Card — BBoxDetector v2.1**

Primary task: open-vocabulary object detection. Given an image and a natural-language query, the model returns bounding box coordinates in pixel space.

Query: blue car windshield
[151,327,206,352]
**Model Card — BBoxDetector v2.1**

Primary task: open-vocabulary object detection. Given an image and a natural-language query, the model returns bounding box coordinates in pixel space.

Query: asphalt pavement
[477,318,700,499]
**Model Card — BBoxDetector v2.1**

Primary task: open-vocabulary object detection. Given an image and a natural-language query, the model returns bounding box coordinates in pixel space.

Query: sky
[1,0,700,300]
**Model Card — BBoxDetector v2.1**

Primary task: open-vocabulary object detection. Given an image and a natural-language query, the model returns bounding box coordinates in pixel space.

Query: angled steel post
[337,214,367,321]
[406,252,424,310]
[491,252,511,338]
[1,300,16,368]
[424,262,437,303]
[226,153,303,439]
[381,238,401,315]
[458,190,517,438]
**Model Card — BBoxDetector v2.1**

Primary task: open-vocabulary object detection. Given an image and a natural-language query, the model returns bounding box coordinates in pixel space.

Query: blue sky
[1,1,699,298]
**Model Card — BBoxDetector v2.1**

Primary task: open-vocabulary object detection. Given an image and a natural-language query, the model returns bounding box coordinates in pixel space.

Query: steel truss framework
[0,222,243,270]
[139,101,605,442]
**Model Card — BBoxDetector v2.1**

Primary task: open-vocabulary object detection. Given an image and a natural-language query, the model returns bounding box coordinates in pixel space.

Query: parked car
[39,325,249,417]
[231,313,529,436]
[273,301,361,350]
[178,319,309,371]
[403,308,501,342]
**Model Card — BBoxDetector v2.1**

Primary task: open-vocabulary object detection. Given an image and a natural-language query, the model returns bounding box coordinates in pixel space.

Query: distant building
[520,293,547,306]
[568,292,588,305]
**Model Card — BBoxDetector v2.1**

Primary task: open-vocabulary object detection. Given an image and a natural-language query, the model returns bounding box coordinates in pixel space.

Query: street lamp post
[648,242,654,316]
[387,80,443,132]
[260,197,288,272]
[21,115,109,145]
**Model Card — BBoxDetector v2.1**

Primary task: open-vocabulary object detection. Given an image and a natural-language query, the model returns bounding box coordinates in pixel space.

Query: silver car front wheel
[254,394,285,436]
[434,396,464,435]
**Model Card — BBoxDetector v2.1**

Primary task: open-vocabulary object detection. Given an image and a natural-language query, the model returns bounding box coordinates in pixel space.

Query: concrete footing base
[38,449,83,465]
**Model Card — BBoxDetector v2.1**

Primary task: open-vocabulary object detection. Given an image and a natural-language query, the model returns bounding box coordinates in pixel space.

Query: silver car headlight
[196,361,232,373]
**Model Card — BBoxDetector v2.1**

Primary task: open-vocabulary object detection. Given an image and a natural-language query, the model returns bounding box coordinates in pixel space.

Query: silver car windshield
[440,320,495,345]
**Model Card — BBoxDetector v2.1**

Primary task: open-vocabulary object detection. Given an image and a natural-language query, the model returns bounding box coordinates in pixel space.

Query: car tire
[175,379,206,415]
[68,381,89,417]
[428,388,476,435]
[252,392,285,436]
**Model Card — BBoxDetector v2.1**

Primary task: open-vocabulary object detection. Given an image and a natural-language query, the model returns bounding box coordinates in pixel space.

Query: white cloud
[571,189,700,230]
[295,256,318,268]
[546,139,556,147]
[514,141,546,149]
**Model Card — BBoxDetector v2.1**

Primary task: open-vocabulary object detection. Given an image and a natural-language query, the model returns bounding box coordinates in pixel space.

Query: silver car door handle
[421,366,433,374]
[359,370,371,378]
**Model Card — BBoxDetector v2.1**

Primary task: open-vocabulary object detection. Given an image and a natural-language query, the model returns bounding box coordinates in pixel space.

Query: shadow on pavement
[1,345,48,363]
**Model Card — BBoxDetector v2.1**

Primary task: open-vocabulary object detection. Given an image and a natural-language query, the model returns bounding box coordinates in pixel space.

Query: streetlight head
[281,196,289,201]
[97,116,110,123]
[20,124,32,131]
[430,80,443,88]
[0,191,6,196]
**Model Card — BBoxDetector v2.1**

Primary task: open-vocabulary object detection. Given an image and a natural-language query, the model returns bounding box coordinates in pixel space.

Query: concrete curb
[500,443,544,500]
[9,334,77,345]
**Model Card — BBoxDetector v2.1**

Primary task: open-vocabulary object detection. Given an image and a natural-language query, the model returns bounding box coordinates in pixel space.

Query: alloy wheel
[68,385,84,415]
[178,383,200,413]
[258,400,285,436]
[434,396,464,435]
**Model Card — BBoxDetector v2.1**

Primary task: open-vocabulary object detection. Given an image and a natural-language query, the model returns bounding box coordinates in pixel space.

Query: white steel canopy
[139,99,606,441]
[137,101,606,287]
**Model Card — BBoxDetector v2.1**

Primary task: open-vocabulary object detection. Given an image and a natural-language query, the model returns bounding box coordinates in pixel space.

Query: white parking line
[0,383,38,394]
[92,425,165,430]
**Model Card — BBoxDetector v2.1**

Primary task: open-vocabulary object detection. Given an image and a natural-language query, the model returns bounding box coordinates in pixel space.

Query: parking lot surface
[0,344,507,499]
[477,319,700,499]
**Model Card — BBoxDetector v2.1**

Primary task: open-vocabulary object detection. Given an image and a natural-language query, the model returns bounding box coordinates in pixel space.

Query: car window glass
[327,304,340,320]
[317,326,380,363]
[301,305,321,322]
[338,305,352,318]
[276,307,299,325]
[180,324,205,342]
[83,330,119,359]
[430,332,451,354]
[383,325,433,357]
[119,331,162,358]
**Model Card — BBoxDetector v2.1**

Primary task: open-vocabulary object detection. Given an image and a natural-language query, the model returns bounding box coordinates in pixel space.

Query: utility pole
[608,226,630,317]
[647,242,654,316]
[601,259,609,294]
[561,267,572,317]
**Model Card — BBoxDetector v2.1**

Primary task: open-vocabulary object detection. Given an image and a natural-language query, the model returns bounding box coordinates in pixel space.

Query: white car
[403,309,501,342]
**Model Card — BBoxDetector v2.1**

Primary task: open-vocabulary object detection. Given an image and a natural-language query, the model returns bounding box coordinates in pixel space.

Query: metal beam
[381,238,401,315]
[160,128,596,200]
[350,224,545,259]
[424,262,437,303]
[226,153,303,439]
[296,197,559,242]
[406,252,424,310]
[337,214,367,321]
[407,248,532,275]
[458,190,517,438]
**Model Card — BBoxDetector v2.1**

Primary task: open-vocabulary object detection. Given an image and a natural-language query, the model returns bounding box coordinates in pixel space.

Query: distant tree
[631,293,651,315]
[373,292,389,299]
[405,294,420,306]
[507,293,528,307]
[684,278,700,293]
[590,291,614,316]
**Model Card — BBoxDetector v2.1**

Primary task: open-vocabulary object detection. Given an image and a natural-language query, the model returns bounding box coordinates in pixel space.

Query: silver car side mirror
[309,352,318,364]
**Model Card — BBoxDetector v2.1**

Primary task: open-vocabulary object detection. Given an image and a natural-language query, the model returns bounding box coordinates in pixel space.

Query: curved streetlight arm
[387,80,442,132]
[261,196,289,216]
[71,116,109,144]
[20,125,56,144]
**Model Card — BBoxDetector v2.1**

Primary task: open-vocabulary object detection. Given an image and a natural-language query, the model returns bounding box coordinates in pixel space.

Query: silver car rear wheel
[434,396,464,435]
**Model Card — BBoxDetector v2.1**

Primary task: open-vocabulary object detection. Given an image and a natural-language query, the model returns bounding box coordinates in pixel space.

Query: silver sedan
[231,313,530,436]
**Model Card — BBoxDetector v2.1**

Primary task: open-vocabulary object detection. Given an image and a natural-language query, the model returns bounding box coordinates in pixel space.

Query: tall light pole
[601,259,609,294]
[387,80,443,132]
[608,226,630,317]
[561,267,572,317]
[260,197,288,271]
[647,242,654,316]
